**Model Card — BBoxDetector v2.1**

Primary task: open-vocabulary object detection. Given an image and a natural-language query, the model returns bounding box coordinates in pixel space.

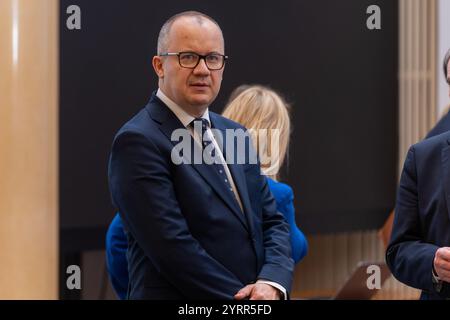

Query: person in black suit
[386,48,450,299]
[108,11,293,300]
[426,49,450,138]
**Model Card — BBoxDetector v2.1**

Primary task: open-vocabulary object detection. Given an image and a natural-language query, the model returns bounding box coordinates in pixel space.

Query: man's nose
[193,58,211,75]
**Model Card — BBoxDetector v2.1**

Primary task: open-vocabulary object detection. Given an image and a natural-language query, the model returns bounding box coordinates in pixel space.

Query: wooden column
[0,0,58,299]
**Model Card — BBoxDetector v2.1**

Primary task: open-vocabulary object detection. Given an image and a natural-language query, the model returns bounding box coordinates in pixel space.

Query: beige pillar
[0,0,58,299]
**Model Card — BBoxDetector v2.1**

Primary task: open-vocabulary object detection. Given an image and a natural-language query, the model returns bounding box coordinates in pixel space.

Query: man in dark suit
[426,48,450,138]
[386,48,450,299]
[425,47,450,139]
[108,11,293,300]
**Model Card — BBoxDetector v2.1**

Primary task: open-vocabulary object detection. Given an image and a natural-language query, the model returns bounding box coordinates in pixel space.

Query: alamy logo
[170,127,281,176]
[366,5,381,30]
[366,264,382,290]
[66,5,81,30]
[66,265,81,290]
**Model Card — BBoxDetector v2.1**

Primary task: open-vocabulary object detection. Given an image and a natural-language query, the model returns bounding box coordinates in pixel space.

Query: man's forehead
[172,16,219,32]
[168,17,224,48]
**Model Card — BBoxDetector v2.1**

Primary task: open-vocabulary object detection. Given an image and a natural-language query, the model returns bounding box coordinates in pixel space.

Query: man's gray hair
[157,11,223,55]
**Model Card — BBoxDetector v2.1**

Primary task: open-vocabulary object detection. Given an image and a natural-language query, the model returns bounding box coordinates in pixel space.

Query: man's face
[153,17,225,115]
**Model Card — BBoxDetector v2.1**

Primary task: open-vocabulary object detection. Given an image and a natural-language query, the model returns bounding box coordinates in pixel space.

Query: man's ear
[152,56,164,78]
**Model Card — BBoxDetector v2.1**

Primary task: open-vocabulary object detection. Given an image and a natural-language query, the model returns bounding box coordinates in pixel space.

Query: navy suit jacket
[386,131,450,299]
[425,110,450,139]
[106,178,308,299]
[108,94,293,299]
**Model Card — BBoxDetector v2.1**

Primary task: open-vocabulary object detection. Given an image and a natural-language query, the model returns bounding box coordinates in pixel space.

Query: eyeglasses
[159,51,228,70]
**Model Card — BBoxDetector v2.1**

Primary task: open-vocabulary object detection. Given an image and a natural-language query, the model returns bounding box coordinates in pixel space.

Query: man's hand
[433,247,450,282]
[234,283,281,300]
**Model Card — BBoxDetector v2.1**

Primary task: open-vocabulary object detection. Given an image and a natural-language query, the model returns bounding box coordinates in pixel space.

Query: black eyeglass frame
[159,51,228,70]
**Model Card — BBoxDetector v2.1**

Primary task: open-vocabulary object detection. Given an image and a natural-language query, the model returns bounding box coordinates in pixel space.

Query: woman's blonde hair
[222,85,291,180]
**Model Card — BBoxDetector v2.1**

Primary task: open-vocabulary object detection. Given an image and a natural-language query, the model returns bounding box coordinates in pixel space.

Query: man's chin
[188,97,214,109]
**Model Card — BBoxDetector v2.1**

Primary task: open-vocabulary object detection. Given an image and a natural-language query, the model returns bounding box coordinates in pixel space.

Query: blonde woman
[222,85,308,263]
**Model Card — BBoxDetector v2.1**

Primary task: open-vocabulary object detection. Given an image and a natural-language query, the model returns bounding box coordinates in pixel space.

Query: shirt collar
[156,88,210,128]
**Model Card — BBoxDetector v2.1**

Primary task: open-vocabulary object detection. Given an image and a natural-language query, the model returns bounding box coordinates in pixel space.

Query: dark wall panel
[60,0,398,249]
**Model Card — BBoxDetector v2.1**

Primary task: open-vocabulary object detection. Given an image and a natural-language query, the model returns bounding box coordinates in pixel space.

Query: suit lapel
[146,96,249,230]
[211,114,254,233]
[441,139,450,221]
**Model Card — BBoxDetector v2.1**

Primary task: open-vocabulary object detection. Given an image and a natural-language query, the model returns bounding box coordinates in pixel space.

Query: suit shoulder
[426,111,450,138]
[114,107,155,140]
[405,130,450,172]
[414,130,450,154]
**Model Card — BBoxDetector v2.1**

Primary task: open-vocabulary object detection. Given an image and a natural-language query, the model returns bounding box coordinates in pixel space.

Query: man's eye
[207,55,220,63]
[181,54,197,61]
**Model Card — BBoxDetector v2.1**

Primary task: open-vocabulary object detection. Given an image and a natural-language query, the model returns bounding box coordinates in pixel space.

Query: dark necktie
[191,118,236,195]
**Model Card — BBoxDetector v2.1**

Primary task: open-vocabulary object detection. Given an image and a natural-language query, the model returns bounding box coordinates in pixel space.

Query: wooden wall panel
[0,0,58,299]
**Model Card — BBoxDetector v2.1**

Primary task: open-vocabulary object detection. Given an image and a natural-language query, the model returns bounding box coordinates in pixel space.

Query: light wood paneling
[292,231,420,300]
[398,0,437,168]
[0,0,58,299]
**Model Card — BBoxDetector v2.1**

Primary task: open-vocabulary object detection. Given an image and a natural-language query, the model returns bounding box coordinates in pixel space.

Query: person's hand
[433,247,450,282]
[234,283,281,300]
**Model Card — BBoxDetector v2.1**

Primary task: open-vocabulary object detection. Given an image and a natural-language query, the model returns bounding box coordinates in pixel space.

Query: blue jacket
[107,94,293,299]
[106,177,308,299]
[267,178,308,263]
[105,214,129,299]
